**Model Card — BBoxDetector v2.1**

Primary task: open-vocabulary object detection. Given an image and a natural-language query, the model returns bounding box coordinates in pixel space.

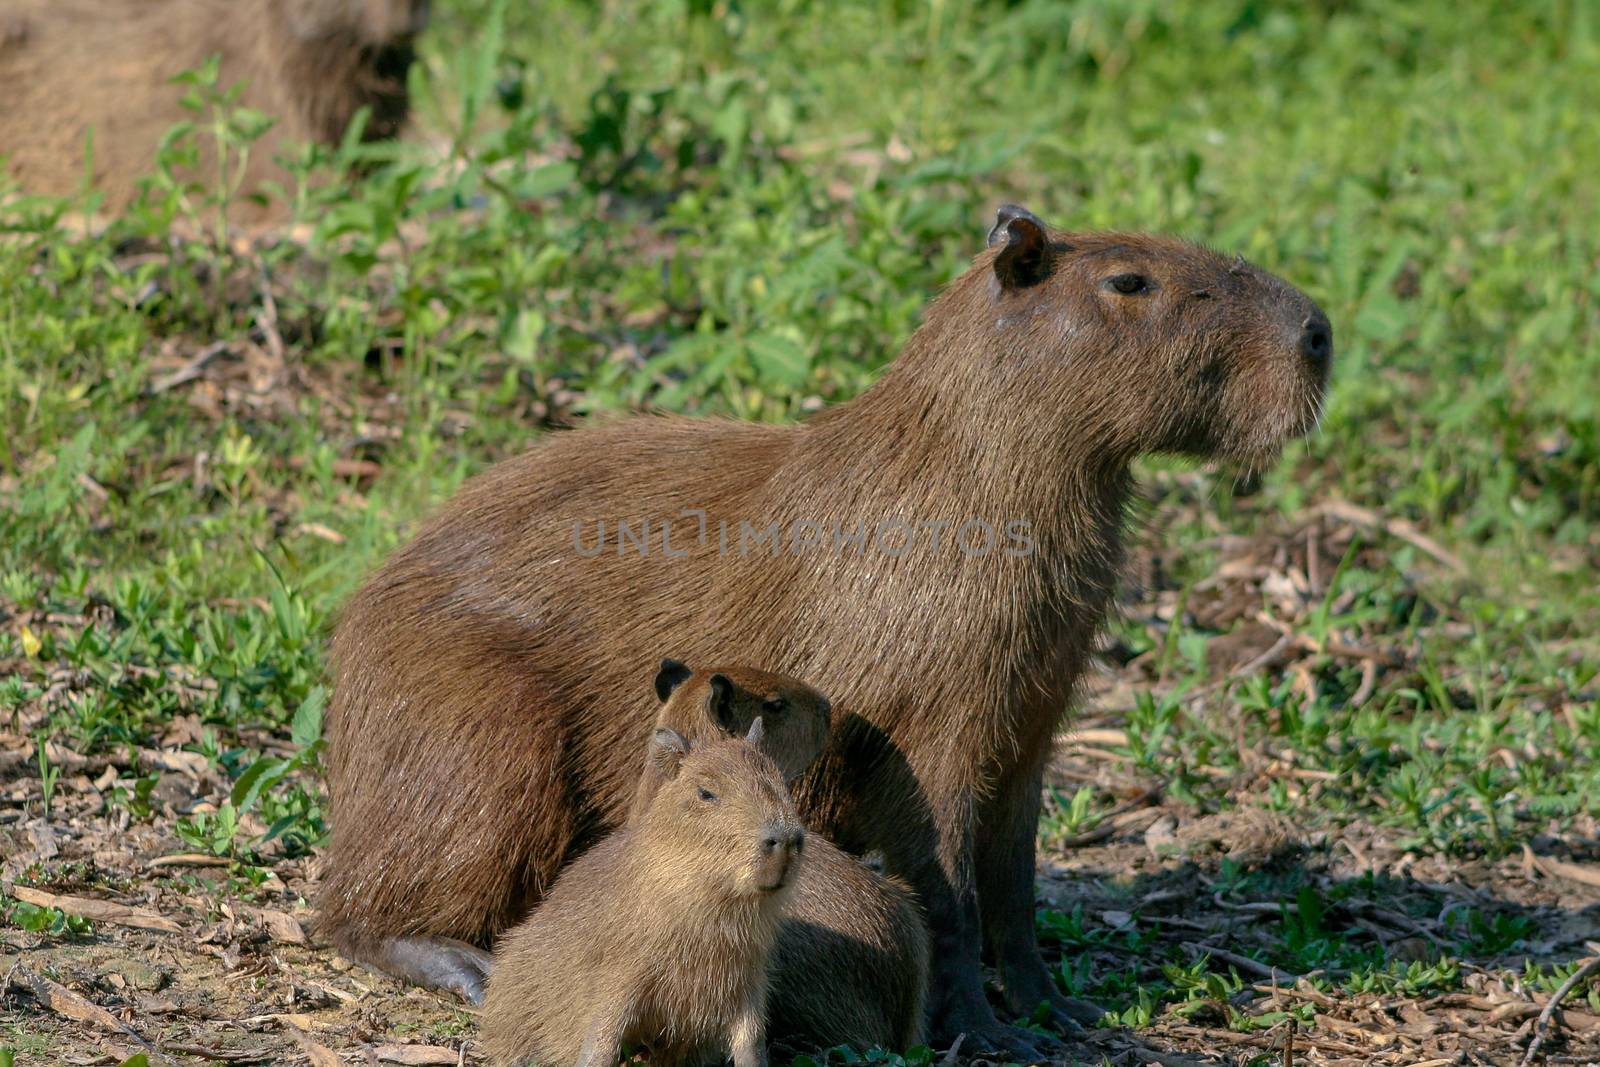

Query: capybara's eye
[763,697,787,714]
[697,787,719,803]
[1107,273,1151,295]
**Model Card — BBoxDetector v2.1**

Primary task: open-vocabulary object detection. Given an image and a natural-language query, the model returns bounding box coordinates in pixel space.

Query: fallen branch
[1251,980,1335,1008]
[7,885,182,933]
[1524,844,1600,888]
[373,1045,467,1065]
[1520,956,1600,1067]
[148,853,232,869]
[149,341,232,394]
[1181,941,1298,983]
[8,964,168,1062]
[1068,727,1129,747]
[1309,500,1466,574]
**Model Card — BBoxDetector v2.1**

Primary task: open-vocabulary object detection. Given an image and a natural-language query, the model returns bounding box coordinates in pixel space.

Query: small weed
[791,1045,935,1067]
[1519,960,1600,1013]
[110,773,162,822]
[174,687,327,864]
[1039,786,1106,843]
[1343,958,1462,996]
[5,898,94,938]
[1447,909,1537,956]
[34,738,60,819]
[149,56,279,246]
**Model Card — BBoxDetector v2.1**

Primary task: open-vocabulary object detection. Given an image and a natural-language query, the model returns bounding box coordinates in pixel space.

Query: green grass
[2,0,1598,1045]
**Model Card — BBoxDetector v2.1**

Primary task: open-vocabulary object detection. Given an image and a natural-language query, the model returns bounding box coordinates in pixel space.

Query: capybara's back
[482,724,803,1067]
[0,0,425,214]
[769,852,929,1051]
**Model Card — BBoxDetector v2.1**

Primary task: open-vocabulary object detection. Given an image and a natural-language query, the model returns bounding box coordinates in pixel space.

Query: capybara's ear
[745,716,765,747]
[988,203,1051,290]
[708,673,737,733]
[655,658,693,702]
[650,727,691,780]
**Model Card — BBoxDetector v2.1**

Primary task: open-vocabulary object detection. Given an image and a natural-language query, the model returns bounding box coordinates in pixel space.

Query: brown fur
[0,0,425,214]
[321,208,1332,1047]
[634,661,833,810]
[481,726,802,1067]
[641,663,928,1052]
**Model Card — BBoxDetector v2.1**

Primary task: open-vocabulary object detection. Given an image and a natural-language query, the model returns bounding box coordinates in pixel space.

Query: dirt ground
[5,647,1599,1065]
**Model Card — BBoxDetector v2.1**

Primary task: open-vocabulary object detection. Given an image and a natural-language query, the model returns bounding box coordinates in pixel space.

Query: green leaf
[231,756,291,815]
[746,330,812,390]
[505,308,547,366]
[1354,291,1408,344]
[291,687,327,750]
[229,108,278,143]
[516,162,578,200]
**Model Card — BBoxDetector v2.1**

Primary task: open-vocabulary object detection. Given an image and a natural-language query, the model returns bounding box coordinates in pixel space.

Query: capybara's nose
[761,825,804,858]
[757,824,803,891]
[1301,312,1333,368]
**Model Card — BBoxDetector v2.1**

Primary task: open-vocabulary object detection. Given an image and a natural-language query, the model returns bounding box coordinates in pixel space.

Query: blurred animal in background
[0,0,429,216]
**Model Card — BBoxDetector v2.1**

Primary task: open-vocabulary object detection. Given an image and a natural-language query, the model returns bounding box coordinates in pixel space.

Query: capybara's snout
[1300,308,1333,372]
[755,822,804,892]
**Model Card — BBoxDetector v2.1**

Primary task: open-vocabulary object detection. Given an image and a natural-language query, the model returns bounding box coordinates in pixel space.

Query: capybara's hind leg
[362,935,493,1004]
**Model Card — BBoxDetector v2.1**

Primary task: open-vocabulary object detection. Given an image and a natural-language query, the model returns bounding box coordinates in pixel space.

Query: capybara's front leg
[728,991,768,1067]
[878,788,1048,1062]
[360,935,492,1004]
[576,1009,627,1067]
[976,753,1104,1032]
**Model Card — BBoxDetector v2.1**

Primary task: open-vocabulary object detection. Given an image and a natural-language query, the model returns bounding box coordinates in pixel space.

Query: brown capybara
[634,660,834,811]
[320,205,1332,1056]
[481,721,802,1067]
[639,660,928,1053]
[0,0,426,215]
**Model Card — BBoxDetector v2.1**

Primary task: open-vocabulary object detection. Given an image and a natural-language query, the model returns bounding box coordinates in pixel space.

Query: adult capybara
[481,722,802,1067]
[320,205,1332,1055]
[640,661,928,1053]
[0,0,426,214]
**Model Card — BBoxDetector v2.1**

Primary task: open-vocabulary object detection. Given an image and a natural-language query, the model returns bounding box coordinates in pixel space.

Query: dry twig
[1520,956,1600,1067]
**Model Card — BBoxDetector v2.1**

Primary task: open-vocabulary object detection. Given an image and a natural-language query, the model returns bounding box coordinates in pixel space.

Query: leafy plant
[174,686,328,862]
[6,899,93,938]
[35,738,60,819]
[146,55,279,244]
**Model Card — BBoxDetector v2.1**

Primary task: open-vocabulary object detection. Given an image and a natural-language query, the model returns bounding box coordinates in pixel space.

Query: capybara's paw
[996,958,1103,1036]
[1008,991,1101,1038]
[936,1018,1058,1065]
[377,935,492,1004]
[1051,992,1105,1028]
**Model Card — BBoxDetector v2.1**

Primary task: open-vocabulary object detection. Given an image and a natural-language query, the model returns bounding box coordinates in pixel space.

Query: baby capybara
[0,0,427,215]
[633,660,834,808]
[322,205,1332,1055]
[640,661,928,1053]
[481,721,802,1067]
